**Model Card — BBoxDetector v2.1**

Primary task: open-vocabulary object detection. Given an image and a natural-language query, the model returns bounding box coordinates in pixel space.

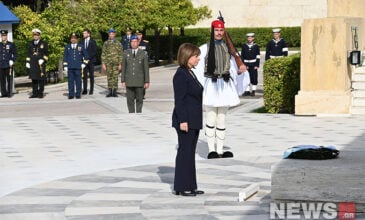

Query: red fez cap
[211,20,224,29]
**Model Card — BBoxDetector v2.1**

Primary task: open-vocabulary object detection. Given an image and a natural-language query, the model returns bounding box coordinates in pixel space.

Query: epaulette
[143,40,149,43]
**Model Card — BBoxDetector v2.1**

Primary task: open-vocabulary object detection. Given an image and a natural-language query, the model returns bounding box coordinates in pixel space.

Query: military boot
[106,89,112,97]
[112,89,118,97]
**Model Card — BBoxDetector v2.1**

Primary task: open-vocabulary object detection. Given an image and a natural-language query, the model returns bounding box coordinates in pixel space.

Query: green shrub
[146,26,301,60]
[184,26,301,48]
[13,39,28,77]
[263,53,300,113]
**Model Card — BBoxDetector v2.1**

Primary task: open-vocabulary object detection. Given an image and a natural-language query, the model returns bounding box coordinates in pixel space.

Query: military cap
[130,35,138,41]
[126,27,131,32]
[70,32,78,38]
[246,33,255,37]
[0,30,8,35]
[32,28,42,35]
[136,30,142,35]
[272,28,281,33]
[211,20,225,29]
[108,28,116,33]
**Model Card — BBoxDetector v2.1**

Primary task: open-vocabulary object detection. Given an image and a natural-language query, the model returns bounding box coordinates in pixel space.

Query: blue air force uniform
[122,35,131,51]
[0,30,17,97]
[63,34,89,98]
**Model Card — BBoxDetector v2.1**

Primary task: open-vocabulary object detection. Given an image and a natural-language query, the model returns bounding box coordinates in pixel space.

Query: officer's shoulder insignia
[143,40,149,43]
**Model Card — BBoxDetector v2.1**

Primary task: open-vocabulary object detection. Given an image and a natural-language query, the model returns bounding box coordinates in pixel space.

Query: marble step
[271,151,365,211]
[351,106,365,114]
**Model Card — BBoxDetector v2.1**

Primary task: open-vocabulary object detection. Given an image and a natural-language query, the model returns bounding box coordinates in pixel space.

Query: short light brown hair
[177,43,200,69]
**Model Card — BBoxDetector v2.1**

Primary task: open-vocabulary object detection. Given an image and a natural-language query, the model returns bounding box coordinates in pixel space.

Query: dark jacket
[0,41,17,68]
[63,43,89,69]
[241,43,260,67]
[265,38,288,60]
[121,35,131,50]
[26,39,49,79]
[172,67,203,130]
[81,38,97,64]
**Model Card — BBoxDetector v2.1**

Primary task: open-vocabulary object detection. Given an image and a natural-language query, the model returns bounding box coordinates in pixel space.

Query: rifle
[218,11,245,73]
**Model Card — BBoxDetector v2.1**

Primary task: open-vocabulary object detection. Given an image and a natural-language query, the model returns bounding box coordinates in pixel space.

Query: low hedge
[146,26,301,61]
[13,26,300,76]
[263,53,301,113]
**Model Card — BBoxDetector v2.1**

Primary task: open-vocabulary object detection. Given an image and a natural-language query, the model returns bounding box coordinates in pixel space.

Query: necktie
[133,50,136,57]
[85,40,88,49]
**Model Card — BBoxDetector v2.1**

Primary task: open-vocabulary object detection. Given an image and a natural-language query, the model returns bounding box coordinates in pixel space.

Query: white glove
[81,64,86,69]
[63,67,68,72]
[38,59,44,65]
[9,60,14,66]
[26,63,30,69]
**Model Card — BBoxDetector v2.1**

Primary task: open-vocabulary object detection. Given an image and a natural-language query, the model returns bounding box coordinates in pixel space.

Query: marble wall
[191,0,327,28]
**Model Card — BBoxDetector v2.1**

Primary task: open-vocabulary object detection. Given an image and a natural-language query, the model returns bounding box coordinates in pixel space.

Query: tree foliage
[12,0,211,73]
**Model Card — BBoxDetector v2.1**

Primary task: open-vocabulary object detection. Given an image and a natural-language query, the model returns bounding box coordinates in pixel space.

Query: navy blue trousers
[247,64,258,85]
[174,128,199,192]
[68,68,82,97]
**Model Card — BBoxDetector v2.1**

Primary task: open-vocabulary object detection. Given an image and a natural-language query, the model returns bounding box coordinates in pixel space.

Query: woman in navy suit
[172,43,204,196]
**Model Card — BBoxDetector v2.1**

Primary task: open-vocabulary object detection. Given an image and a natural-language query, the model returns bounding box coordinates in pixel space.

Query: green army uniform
[101,38,122,93]
[121,48,149,113]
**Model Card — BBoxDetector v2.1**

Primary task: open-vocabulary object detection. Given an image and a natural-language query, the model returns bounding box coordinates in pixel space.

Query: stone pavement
[0,64,364,220]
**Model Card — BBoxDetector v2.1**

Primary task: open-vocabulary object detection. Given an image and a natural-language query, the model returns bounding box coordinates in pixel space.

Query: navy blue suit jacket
[172,67,203,130]
[81,38,97,64]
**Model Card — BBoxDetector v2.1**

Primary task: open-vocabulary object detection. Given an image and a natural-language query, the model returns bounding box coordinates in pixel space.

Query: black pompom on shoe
[222,151,234,158]
[207,151,219,159]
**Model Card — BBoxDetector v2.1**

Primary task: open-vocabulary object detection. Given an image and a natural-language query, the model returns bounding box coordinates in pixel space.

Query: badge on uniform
[78,46,81,51]
[6,45,9,50]
[283,145,339,160]
[40,44,44,49]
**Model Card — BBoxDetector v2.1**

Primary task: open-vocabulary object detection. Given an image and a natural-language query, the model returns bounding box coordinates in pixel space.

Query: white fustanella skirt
[203,77,240,107]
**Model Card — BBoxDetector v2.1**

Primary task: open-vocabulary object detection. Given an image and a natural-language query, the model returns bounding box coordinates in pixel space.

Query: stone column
[295,0,365,115]
[295,17,365,115]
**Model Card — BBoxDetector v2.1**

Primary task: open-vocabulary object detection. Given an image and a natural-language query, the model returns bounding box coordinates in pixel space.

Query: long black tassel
[206,25,215,77]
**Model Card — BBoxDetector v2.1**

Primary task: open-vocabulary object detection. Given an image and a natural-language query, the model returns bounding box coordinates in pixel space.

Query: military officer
[63,33,89,99]
[26,28,49,98]
[0,30,17,98]
[121,35,150,113]
[101,28,123,97]
[241,33,260,96]
[265,28,288,60]
[121,27,132,51]
[136,30,150,58]
[136,30,150,99]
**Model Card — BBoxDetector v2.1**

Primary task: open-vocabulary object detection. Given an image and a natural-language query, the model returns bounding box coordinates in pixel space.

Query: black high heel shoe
[174,191,196,196]
[193,190,204,195]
